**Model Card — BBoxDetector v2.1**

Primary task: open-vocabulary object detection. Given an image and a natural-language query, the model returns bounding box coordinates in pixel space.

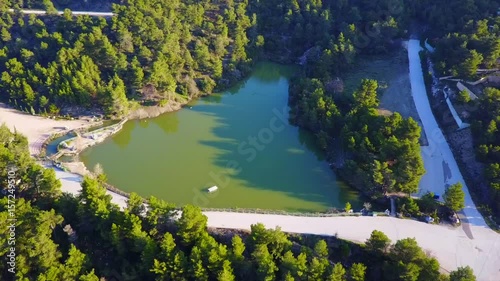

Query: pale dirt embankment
[1,42,499,280]
[0,93,189,157]
[0,103,95,156]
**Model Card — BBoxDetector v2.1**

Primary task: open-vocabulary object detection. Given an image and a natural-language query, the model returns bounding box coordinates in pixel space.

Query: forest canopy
[1,0,498,116]
[1,0,258,116]
[0,0,497,279]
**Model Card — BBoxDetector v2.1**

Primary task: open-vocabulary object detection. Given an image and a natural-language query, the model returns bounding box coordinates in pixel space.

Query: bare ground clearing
[343,46,427,145]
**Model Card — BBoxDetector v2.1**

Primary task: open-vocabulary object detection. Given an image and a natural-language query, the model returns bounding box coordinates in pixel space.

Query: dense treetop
[472,87,500,218]
[432,18,500,79]
[289,78,424,198]
[1,0,497,116]
[1,0,258,116]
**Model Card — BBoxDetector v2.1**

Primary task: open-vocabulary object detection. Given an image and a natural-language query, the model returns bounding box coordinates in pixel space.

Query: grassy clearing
[343,49,413,116]
[343,48,426,144]
[343,53,404,96]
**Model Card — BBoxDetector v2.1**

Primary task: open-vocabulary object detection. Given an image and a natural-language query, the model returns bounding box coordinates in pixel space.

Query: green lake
[80,62,360,211]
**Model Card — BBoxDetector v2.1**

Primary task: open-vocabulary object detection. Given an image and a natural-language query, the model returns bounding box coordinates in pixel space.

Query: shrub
[457,89,471,103]
[400,197,420,217]
[417,192,438,213]
[345,202,352,212]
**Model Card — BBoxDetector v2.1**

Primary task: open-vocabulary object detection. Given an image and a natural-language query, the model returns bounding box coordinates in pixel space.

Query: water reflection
[298,129,325,161]
[252,63,297,82]
[201,93,223,104]
[138,119,150,129]
[152,112,179,134]
[112,120,135,148]
[226,81,246,95]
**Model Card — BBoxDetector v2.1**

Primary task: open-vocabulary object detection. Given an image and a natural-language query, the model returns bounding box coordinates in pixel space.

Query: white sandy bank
[0,103,91,156]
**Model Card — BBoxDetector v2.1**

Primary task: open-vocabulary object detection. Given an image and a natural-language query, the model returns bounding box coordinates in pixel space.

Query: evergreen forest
[0,0,499,279]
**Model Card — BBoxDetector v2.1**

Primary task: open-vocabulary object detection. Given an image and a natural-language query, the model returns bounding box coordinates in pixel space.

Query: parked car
[449,213,460,224]
[424,216,434,223]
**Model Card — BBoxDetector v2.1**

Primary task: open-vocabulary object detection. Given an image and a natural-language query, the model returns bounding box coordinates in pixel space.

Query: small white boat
[207,186,218,193]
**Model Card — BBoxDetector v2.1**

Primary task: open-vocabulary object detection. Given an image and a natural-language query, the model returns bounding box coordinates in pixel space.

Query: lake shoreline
[79,62,357,211]
[40,64,269,203]
[126,98,189,120]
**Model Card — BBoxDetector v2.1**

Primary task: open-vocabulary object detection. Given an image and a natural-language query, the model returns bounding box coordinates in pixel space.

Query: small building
[425,216,434,223]
[207,186,218,193]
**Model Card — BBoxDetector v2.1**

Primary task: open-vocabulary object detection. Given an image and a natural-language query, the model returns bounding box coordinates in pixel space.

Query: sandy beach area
[0,103,93,156]
[0,40,498,280]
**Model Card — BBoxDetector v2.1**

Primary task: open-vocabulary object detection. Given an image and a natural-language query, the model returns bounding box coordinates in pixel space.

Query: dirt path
[51,164,500,281]
[405,40,499,279]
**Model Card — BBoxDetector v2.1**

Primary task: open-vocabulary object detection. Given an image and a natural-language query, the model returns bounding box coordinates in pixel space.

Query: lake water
[80,62,360,211]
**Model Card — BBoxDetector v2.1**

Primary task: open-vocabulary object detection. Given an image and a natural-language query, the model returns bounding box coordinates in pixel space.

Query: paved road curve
[407,39,487,228]
[8,8,114,17]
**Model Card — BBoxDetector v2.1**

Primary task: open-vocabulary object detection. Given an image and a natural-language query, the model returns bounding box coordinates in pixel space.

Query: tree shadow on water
[151,111,180,134]
[197,135,343,210]
[112,120,136,149]
[193,63,353,211]
[298,128,326,162]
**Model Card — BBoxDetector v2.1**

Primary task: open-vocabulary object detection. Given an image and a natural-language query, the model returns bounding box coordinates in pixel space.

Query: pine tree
[353,79,379,108]
[348,263,367,281]
[189,246,208,281]
[327,263,347,281]
[252,244,277,281]
[314,240,329,258]
[365,230,391,254]
[176,205,208,246]
[217,260,235,281]
[444,183,466,211]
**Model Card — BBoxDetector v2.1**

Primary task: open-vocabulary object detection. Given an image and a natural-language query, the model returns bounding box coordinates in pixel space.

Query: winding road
[2,37,497,279]
[8,8,114,17]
